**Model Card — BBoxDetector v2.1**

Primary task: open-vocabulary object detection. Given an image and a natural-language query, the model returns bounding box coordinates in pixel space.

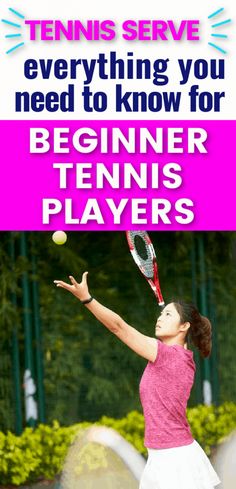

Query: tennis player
[54,272,221,489]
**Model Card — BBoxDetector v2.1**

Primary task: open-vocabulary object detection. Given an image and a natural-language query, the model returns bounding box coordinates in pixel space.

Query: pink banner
[0,120,235,230]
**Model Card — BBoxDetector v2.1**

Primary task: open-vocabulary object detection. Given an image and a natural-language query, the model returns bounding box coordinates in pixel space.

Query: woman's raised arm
[54,272,157,362]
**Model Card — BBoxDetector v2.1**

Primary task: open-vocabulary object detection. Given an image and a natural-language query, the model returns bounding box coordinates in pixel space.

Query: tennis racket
[126,231,165,308]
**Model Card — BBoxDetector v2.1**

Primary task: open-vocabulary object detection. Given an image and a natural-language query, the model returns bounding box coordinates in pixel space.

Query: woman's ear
[180,321,190,333]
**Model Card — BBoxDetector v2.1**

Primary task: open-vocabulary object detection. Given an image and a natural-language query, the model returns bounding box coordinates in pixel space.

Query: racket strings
[134,235,148,260]
[129,232,154,279]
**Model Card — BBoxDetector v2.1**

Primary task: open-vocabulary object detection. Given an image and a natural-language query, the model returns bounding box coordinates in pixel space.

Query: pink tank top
[139,339,196,449]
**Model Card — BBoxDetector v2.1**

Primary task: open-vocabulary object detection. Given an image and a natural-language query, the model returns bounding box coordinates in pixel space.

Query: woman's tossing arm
[54,272,157,362]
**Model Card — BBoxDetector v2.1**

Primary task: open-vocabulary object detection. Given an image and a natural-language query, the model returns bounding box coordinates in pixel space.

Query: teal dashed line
[5,33,22,38]
[1,19,21,28]
[6,42,25,54]
[211,34,228,38]
[212,19,232,28]
[208,42,227,54]
[208,8,224,19]
[9,8,25,20]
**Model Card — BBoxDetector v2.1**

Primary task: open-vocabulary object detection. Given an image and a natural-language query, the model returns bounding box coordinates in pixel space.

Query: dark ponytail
[173,301,212,358]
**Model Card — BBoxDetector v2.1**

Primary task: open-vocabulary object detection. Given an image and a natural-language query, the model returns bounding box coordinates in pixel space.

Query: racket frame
[126,231,165,308]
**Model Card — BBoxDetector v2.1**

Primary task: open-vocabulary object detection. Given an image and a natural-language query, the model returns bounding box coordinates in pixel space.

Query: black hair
[173,301,212,358]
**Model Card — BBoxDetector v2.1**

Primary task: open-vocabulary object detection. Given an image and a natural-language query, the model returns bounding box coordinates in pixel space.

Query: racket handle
[158,302,165,309]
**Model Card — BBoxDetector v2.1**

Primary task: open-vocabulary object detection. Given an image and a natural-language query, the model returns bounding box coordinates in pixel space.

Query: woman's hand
[54,271,157,361]
[54,272,90,302]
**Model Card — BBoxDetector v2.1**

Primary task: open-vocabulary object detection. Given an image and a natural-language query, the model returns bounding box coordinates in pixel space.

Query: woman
[54,272,221,489]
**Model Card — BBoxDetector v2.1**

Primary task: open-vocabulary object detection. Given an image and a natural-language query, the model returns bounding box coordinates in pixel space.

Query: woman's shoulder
[158,340,193,354]
[154,340,195,366]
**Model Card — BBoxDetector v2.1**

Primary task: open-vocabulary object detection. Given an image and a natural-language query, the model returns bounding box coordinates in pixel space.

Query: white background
[0,0,235,119]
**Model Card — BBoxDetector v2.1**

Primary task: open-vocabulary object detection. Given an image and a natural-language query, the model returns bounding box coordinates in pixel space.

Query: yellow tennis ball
[52,231,67,245]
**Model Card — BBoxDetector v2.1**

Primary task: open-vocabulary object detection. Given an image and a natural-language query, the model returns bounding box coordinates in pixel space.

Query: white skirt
[139,440,221,489]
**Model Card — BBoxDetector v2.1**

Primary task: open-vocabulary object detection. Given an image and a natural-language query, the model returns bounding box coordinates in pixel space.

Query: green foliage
[100,410,145,455]
[0,421,91,486]
[187,401,236,455]
[0,234,29,339]
[0,403,236,486]
[0,234,29,432]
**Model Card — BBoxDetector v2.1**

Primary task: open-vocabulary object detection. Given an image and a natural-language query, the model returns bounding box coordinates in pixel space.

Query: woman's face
[155,303,186,339]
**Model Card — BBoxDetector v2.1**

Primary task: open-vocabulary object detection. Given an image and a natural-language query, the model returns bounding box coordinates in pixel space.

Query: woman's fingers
[54,280,72,290]
[69,272,88,285]
[69,275,77,285]
[82,271,88,283]
[54,272,88,290]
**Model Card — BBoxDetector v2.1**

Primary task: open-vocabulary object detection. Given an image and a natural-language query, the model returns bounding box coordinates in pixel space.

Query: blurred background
[0,232,236,489]
[1,231,236,434]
